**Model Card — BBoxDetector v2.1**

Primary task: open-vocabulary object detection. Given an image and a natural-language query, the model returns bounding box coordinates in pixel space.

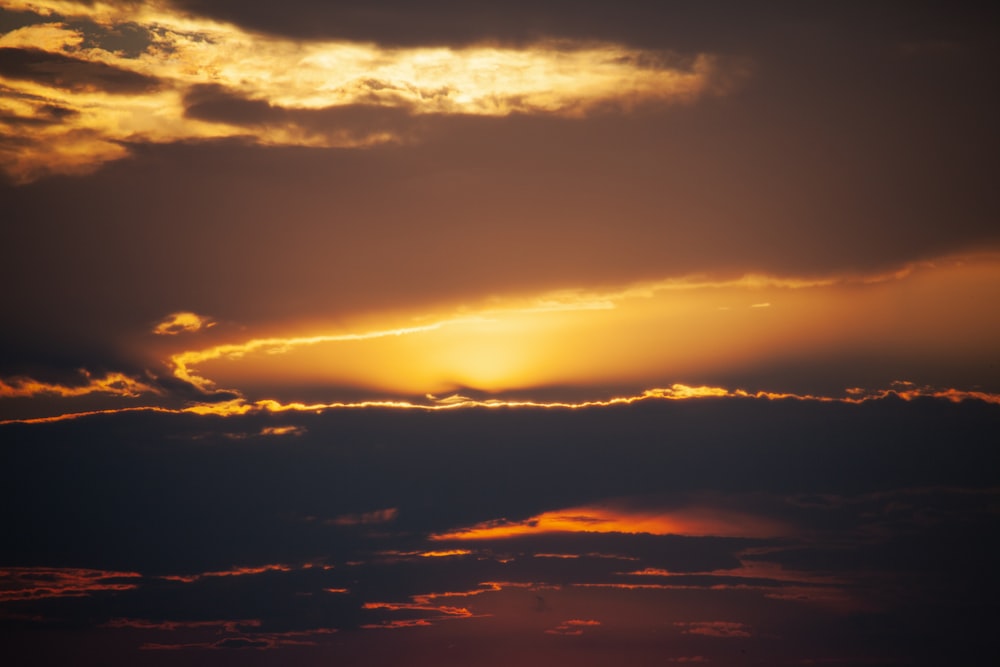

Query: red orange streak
[158,564,293,584]
[0,567,141,602]
[202,564,291,577]
[361,619,434,630]
[361,582,516,628]
[362,602,473,617]
[624,559,848,586]
[429,505,787,541]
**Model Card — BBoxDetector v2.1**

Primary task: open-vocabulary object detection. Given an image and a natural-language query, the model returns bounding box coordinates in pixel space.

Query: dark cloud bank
[2,396,998,665]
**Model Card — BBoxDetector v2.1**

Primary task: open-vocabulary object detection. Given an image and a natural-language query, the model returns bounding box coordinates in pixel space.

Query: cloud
[429,502,790,541]
[210,637,275,650]
[328,507,399,527]
[0,47,161,93]
[545,619,601,636]
[182,83,422,146]
[104,618,261,632]
[0,370,157,399]
[152,312,215,336]
[0,567,141,602]
[675,621,751,639]
[259,425,306,437]
[0,3,733,182]
[0,102,78,127]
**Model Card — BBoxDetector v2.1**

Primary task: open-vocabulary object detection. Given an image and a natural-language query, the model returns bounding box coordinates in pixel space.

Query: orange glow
[429,503,789,541]
[152,253,1000,405]
[4,253,997,424]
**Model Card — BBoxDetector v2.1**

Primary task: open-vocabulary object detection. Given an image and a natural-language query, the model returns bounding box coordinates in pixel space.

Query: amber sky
[1,2,999,666]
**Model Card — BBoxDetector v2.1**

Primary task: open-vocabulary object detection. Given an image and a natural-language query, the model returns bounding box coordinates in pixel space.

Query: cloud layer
[2,396,997,664]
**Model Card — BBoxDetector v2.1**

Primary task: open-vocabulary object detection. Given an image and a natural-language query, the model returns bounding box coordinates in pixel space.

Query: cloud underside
[0,1,733,182]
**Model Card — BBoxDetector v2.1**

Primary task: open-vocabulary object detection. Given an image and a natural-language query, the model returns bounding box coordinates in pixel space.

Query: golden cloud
[153,311,215,335]
[0,370,157,398]
[0,0,736,181]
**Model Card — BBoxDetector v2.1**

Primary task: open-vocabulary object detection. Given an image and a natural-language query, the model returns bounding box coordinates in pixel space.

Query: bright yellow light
[156,253,1000,401]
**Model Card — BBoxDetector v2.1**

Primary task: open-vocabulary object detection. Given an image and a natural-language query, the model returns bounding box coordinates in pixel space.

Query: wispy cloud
[675,621,751,638]
[328,507,399,527]
[0,566,141,602]
[546,619,601,636]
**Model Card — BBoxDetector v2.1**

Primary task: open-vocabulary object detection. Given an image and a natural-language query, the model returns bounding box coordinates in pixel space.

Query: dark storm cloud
[0,47,161,94]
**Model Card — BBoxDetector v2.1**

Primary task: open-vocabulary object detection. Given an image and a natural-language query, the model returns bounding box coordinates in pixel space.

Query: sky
[1,1,999,665]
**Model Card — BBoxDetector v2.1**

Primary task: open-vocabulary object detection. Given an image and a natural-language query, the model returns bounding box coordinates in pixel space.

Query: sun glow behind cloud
[159,253,1000,403]
[0,0,732,181]
[1,252,999,423]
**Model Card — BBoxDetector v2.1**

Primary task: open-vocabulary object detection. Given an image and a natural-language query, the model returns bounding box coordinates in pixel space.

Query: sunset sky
[2,2,999,665]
